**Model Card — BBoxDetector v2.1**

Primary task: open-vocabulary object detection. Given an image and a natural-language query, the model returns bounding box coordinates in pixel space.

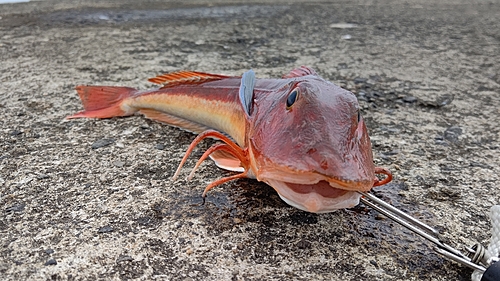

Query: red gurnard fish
[67,66,391,213]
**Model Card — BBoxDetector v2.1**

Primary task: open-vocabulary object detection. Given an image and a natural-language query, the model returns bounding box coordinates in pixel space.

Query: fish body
[68,66,391,213]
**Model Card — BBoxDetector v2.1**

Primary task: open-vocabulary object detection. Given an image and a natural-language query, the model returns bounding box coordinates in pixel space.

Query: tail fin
[67,86,137,119]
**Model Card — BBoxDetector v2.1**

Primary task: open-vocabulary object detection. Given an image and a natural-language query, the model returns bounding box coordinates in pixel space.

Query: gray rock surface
[1,0,499,280]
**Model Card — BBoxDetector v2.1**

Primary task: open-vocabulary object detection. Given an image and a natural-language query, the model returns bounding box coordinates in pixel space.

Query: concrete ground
[1,0,499,280]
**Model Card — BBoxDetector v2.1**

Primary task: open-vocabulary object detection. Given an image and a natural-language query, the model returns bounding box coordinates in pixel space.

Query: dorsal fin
[239,69,255,118]
[282,66,318,78]
[148,71,231,88]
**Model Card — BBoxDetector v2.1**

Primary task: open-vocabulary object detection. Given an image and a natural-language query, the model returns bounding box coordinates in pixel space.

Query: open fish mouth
[260,167,392,213]
[266,179,365,213]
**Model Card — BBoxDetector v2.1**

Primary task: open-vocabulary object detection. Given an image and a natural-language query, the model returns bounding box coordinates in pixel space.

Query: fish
[67,66,391,213]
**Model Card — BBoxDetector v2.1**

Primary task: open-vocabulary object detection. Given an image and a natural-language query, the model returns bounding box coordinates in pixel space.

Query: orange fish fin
[147,71,232,88]
[67,86,136,119]
[282,66,318,78]
[172,130,248,181]
[139,108,210,134]
[209,150,245,172]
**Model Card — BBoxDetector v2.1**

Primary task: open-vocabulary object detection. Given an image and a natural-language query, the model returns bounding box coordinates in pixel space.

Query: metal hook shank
[358,191,487,272]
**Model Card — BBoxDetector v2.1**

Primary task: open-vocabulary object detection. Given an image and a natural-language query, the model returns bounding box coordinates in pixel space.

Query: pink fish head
[249,75,375,213]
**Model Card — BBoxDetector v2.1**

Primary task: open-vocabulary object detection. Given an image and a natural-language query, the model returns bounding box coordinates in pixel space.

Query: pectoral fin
[239,69,255,118]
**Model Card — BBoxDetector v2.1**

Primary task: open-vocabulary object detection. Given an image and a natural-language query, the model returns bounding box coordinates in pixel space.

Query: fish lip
[326,176,374,192]
[265,179,363,213]
[257,168,374,192]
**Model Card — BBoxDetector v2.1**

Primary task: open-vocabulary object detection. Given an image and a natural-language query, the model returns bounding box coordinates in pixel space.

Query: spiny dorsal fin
[239,69,255,118]
[282,66,318,79]
[148,71,232,88]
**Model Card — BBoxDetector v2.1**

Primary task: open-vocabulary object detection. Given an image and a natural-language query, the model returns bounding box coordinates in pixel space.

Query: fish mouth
[265,179,366,213]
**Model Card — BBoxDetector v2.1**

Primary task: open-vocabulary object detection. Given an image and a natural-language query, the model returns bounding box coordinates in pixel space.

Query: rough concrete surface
[1,0,499,280]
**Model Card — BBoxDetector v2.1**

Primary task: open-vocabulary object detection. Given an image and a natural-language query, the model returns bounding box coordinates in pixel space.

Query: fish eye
[286,89,299,109]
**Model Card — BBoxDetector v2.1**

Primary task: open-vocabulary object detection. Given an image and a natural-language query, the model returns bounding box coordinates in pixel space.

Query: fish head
[249,76,375,213]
